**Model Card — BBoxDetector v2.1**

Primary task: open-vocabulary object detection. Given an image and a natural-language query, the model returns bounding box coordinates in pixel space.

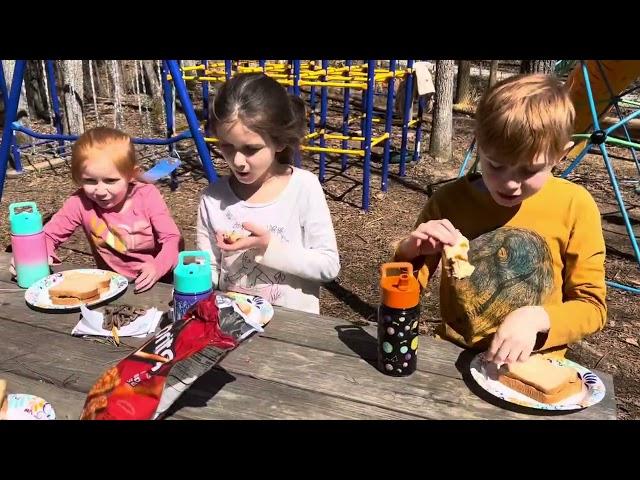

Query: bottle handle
[178,250,211,267]
[380,262,414,280]
[9,202,38,218]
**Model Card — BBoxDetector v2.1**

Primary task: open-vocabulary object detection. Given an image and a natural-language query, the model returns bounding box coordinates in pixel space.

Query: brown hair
[209,73,306,164]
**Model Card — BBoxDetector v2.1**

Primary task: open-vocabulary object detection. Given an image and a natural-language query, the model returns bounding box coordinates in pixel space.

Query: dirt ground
[2,75,639,419]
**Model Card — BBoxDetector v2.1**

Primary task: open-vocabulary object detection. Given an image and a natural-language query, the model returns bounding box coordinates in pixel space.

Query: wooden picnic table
[0,251,617,420]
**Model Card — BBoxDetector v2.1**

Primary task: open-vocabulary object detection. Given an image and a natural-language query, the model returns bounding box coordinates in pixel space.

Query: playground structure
[1,60,428,212]
[457,60,640,295]
[172,59,429,210]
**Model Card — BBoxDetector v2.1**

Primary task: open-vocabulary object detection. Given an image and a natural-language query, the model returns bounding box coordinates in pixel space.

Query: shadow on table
[160,366,236,419]
[335,324,378,370]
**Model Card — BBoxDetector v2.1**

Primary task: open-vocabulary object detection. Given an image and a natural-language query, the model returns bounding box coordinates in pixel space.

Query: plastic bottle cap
[380,262,420,309]
[173,250,213,294]
[9,202,44,236]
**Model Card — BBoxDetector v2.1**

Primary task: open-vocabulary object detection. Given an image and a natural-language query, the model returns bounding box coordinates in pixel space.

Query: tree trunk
[520,60,556,75]
[455,60,472,105]
[59,60,84,134]
[24,60,50,121]
[429,60,455,162]
[108,60,124,129]
[489,60,499,87]
[181,59,199,94]
[2,60,31,122]
[82,61,93,102]
[93,60,107,97]
[142,60,162,99]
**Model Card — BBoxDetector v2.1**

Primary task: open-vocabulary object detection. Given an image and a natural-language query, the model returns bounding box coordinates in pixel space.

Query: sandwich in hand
[443,234,475,279]
[222,231,247,245]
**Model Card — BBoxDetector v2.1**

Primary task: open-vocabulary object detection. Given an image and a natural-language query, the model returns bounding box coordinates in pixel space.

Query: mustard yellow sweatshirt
[397,174,607,356]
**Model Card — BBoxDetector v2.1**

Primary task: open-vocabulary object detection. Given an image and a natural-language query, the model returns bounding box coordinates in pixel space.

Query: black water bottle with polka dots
[378,262,421,376]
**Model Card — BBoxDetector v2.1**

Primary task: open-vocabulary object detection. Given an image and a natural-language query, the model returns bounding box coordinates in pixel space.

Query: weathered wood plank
[0,317,132,392]
[219,336,617,420]
[168,367,423,420]
[261,307,463,379]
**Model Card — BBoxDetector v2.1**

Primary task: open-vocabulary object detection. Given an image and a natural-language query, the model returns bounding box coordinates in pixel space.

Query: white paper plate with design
[25,269,129,310]
[470,352,606,411]
[220,291,274,327]
[3,394,56,420]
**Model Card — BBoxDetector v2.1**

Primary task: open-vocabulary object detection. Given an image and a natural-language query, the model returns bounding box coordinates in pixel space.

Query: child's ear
[275,144,286,153]
[132,165,143,182]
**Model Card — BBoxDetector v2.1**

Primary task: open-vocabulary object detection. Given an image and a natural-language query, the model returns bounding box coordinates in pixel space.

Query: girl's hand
[135,262,162,293]
[216,222,271,254]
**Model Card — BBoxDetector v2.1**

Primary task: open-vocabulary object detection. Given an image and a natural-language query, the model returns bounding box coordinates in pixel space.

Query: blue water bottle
[172,251,213,322]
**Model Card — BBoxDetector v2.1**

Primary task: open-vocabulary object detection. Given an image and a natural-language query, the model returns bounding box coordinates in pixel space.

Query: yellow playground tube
[566,60,640,159]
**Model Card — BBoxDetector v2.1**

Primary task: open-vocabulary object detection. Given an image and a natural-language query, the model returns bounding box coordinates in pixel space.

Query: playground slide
[566,60,640,159]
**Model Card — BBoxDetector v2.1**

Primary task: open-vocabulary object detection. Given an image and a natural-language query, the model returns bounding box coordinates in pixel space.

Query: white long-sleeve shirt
[196,167,340,314]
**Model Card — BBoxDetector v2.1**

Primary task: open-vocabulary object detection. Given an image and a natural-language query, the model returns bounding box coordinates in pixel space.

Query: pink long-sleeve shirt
[44,182,181,280]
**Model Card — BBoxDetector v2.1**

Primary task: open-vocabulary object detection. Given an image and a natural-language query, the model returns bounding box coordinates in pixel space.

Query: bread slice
[49,271,113,305]
[0,379,7,420]
[443,234,475,279]
[222,231,246,244]
[51,293,101,306]
[498,355,583,404]
[63,271,113,294]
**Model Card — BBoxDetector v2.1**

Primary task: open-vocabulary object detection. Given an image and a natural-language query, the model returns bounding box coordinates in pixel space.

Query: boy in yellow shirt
[394,73,607,364]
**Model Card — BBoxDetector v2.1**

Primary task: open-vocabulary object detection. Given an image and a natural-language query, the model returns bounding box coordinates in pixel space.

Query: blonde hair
[71,127,136,184]
[475,73,575,166]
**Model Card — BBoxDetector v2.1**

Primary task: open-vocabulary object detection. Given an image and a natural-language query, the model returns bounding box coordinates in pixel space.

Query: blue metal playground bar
[560,62,640,263]
[381,59,397,192]
[44,60,64,151]
[362,60,376,211]
[0,60,27,201]
[457,138,477,178]
[593,60,640,183]
[165,60,217,183]
[318,59,330,183]
[12,123,195,146]
[399,59,415,177]
[0,60,220,204]
[340,59,353,171]
[293,59,302,168]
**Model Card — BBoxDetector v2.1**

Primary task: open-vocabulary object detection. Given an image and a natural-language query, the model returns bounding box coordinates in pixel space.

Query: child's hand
[398,219,460,259]
[216,222,271,254]
[485,306,551,364]
[135,262,161,293]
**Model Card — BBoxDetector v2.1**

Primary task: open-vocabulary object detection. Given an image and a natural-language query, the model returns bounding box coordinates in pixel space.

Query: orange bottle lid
[380,262,420,309]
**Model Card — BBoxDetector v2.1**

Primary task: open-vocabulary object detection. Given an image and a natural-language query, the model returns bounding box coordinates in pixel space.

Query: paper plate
[25,269,129,310]
[470,352,606,411]
[4,394,56,420]
[220,291,274,327]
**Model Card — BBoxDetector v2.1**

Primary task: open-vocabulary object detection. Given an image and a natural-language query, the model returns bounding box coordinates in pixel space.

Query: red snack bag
[81,292,248,420]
